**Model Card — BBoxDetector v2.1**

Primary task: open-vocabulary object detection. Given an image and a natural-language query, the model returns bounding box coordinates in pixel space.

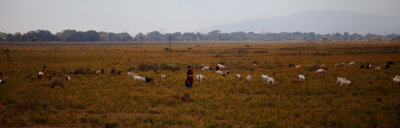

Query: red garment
[186,69,194,85]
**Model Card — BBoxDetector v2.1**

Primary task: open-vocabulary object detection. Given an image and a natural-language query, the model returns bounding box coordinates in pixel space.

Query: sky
[1,0,400,35]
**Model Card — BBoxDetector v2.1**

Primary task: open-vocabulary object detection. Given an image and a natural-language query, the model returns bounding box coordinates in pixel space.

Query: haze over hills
[196,10,400,35]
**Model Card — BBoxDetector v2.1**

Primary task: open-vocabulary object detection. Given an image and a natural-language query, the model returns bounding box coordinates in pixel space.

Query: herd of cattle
[0,60,399,88]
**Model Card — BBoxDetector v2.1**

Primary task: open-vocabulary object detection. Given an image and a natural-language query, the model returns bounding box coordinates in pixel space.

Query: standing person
[185,66,194,88]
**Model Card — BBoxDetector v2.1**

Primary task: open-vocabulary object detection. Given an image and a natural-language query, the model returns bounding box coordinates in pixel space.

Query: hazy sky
[1,0,400,35]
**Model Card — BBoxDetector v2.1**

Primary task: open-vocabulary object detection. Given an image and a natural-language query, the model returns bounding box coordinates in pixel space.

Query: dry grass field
[1,41,400,127]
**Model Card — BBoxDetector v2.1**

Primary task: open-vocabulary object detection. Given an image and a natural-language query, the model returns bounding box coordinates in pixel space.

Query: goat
[289,64,295,68]
[366,64,373,69]
[65,75,71,81]
[160,74,166,79]
[93,70,102,74]
[38,71,44,79]
[145,77,154,83]
[385,65,390,69]
[246,75,252,82]
[132,76,145,83]
[236,74,241,79]
[298,75,306,81]
[375,66,381,71]
[295,65,301,68]
[261,75,269,81]
[216,70,229,76]
[360,64,365,69]
[393,78,400,85]
[335,63,346,67]
[196,74,205,82]
[348,62,355,66]
[0,76,8,85]
[315,69,325,74]
[337,77,351,86]
[387,61,394,65]
[217,64,225,69]
[266,77,275,84]
[127,72,138,77]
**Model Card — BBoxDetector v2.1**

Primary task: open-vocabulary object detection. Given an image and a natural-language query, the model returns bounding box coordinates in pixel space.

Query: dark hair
[187,65,191,68]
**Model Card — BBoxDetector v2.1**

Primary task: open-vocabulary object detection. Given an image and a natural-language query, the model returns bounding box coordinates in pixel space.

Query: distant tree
[206,30,221,41]
[171,32,182,41]
[83,30,99,42]
[3,49,11,60]
[134,33,145,41]
[116,32,132,41]
[0,32,7,41]
[56,29,81,42]
[13,32,23,42]
[343,32,350,41]
[23,31,39,41]
[146,31,162,41]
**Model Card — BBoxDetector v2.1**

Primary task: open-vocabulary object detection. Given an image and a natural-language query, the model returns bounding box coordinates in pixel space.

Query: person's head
[187,65,191,69]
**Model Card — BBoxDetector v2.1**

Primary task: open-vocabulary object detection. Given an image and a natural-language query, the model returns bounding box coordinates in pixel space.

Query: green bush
[105,121,119,128]
[138,63,159,71]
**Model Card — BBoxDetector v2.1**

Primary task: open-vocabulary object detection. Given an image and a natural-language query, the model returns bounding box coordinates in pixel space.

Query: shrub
[3,49,11,60]
[244,44,250,47]
[306,64,322,71]
[160,62,180,71]
[164,47,169,51]
[74,67,91,74]
[105,121,119,128]
[127,66,135,71]
[138,63,159,71]
[237,48,249,54]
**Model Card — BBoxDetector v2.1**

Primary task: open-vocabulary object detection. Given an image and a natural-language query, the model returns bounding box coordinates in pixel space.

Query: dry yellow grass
[0,41,400,127]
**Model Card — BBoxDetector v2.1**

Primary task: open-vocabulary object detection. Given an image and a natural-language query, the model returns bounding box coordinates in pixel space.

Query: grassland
[0,41,400,127]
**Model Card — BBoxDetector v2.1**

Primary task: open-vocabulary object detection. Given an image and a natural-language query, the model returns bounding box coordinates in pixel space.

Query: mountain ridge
[196,10,400,34]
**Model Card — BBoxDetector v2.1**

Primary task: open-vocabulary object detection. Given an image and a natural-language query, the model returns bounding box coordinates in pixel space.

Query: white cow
[298,75,306,81]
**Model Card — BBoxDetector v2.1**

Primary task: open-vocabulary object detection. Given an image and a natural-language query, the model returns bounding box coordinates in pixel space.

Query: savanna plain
[0,41,400,127]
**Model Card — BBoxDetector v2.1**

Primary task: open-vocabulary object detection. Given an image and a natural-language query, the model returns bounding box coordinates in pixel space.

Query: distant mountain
[196,10,400,35]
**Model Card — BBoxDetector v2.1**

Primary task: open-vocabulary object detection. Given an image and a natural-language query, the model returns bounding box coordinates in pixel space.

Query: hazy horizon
[1,0,400,35]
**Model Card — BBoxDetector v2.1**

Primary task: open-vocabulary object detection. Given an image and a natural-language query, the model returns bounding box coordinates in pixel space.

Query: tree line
[1,29,400,42]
